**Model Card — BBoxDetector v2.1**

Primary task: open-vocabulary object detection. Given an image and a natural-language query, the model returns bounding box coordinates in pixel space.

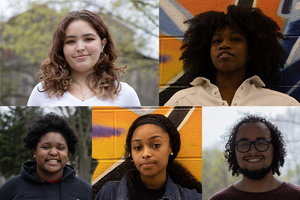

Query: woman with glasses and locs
[0,113,92,200]
[94,114,202,200]
[27,10,140,106]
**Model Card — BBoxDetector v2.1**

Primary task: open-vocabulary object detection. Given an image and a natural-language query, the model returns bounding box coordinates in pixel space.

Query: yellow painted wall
[92,106,202,185]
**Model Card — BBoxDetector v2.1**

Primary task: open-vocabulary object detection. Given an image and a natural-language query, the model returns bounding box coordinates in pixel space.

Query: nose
[248,142,257,153]
[219,39,231,49]
[76,41,85,52]
[49,148,58,156]
[142,147,151,158]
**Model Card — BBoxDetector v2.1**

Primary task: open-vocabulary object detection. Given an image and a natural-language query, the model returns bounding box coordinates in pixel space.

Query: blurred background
[0,106,92,185]
[0,0,159,106]
[202,106,300,200]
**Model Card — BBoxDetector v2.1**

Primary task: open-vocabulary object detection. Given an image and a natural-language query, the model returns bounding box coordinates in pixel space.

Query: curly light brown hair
[38,10,126,100]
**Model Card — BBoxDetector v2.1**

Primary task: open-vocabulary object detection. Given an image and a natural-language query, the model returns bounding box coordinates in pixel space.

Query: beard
[238,163,273,180]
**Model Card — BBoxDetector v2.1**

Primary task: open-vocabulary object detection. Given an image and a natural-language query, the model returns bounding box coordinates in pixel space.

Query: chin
[239,164,273,180]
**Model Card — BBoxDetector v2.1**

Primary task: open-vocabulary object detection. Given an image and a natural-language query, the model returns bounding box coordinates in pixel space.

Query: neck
[140,172,167,189]
[234,172,283,192]
[215,71,246,105]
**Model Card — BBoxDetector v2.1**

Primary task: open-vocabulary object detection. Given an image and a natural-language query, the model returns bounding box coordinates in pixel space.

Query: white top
[27,82,141,106]
[164,75,300,106]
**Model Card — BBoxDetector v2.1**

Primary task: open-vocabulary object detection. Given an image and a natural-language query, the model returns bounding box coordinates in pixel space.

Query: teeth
[248,158,261,162]
[48,160,58,163]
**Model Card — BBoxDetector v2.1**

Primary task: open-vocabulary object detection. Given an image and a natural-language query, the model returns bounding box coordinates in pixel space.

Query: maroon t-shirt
[209,182,300,200]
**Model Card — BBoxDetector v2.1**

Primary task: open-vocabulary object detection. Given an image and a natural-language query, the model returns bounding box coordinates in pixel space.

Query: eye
[65,40,75,44]
[58,146,65,150]
[152,143,160,148]
[85,38,95,41]
[42,146,50,149]
[133,146,142,151]
[231,37,241,41]
[212,39,222,44]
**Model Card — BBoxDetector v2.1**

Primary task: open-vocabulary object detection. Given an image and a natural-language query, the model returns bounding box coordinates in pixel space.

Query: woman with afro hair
[27,10,140,106]
[94,114,202,200]
[165,5,299,106]
[0,112,92,200]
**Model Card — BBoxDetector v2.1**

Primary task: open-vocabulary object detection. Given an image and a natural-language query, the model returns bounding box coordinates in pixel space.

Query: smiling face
[210,25,249,76]
[131,124,172,182]
[32,132,69,181]
[235,122,273,179]
[63,20,107,75]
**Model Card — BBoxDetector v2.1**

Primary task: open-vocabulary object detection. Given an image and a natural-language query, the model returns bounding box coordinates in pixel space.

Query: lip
[46,158,60,165]
[217,50,234,58]
[244,157,263,163]
[74,54,89,59]
[140,161,155,168]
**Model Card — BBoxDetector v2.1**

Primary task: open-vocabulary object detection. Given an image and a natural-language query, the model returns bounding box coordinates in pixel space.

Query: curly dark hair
[38,10,125,100]
[23,112,79,156]
[181,5,286,89]
[124,114,202,199]
[224,115,286,177]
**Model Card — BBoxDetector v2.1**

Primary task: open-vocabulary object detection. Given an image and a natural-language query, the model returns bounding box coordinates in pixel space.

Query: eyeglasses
[235,138,272,153]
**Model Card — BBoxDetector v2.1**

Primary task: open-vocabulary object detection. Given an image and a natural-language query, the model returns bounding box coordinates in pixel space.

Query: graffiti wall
[159,0,300,105]
[92,106,202,198]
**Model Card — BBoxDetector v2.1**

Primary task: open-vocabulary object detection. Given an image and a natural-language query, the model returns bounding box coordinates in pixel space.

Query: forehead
[236,122,271,141]
[131,124,170,141]
[65,20,97,34]
[213,25,247,37]
[38,132,67,144]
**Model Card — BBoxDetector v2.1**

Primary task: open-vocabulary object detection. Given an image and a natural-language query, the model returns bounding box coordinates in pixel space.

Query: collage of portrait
[1,0,300,200]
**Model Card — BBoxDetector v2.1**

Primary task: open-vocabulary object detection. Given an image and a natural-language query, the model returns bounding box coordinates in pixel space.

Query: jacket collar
[21,161,76,183]
[190,75,265,87]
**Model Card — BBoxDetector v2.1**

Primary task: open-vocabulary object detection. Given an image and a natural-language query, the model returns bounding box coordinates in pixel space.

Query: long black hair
[124,114,202,199]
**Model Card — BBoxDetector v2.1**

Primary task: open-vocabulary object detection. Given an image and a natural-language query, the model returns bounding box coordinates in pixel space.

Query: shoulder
[0,175,23,198]
[281,182,300,194]
[209,184,234,200]
[251,87,299,106]
[164,86,202,106]
[72,176,92,191]
[27,82,48,106]
[94,181,121,200]
[245,76,299,106]
[175,184,202,200]
[117,82,141,106]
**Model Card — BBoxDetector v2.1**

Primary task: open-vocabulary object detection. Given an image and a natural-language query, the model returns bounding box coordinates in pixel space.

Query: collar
[190,75,266,87]
[117,172,181,200]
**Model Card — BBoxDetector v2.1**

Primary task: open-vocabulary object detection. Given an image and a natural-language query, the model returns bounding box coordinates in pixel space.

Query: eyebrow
[131,135,163,143]
[65,33,97,39]
[41,142,66,146]
[238,137,268,141]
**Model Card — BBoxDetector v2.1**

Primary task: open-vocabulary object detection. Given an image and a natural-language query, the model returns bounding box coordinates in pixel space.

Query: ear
[32,149,36,158]
[101,38,107,48]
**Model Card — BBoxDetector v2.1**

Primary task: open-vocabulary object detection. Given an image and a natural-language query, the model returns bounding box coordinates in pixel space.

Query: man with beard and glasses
[209,115,300,200]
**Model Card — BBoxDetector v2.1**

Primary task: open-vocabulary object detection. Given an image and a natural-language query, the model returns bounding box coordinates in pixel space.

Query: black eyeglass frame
[234,138,272,153]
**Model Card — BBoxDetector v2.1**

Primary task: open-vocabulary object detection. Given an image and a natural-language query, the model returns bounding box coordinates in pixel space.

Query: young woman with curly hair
[0,112,92,199]
[27,10,140,106]
[94,114,202,200]
[165,5,299,106]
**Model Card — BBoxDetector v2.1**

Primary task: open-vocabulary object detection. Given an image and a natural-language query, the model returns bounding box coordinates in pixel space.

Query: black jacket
[0,161,92,200]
